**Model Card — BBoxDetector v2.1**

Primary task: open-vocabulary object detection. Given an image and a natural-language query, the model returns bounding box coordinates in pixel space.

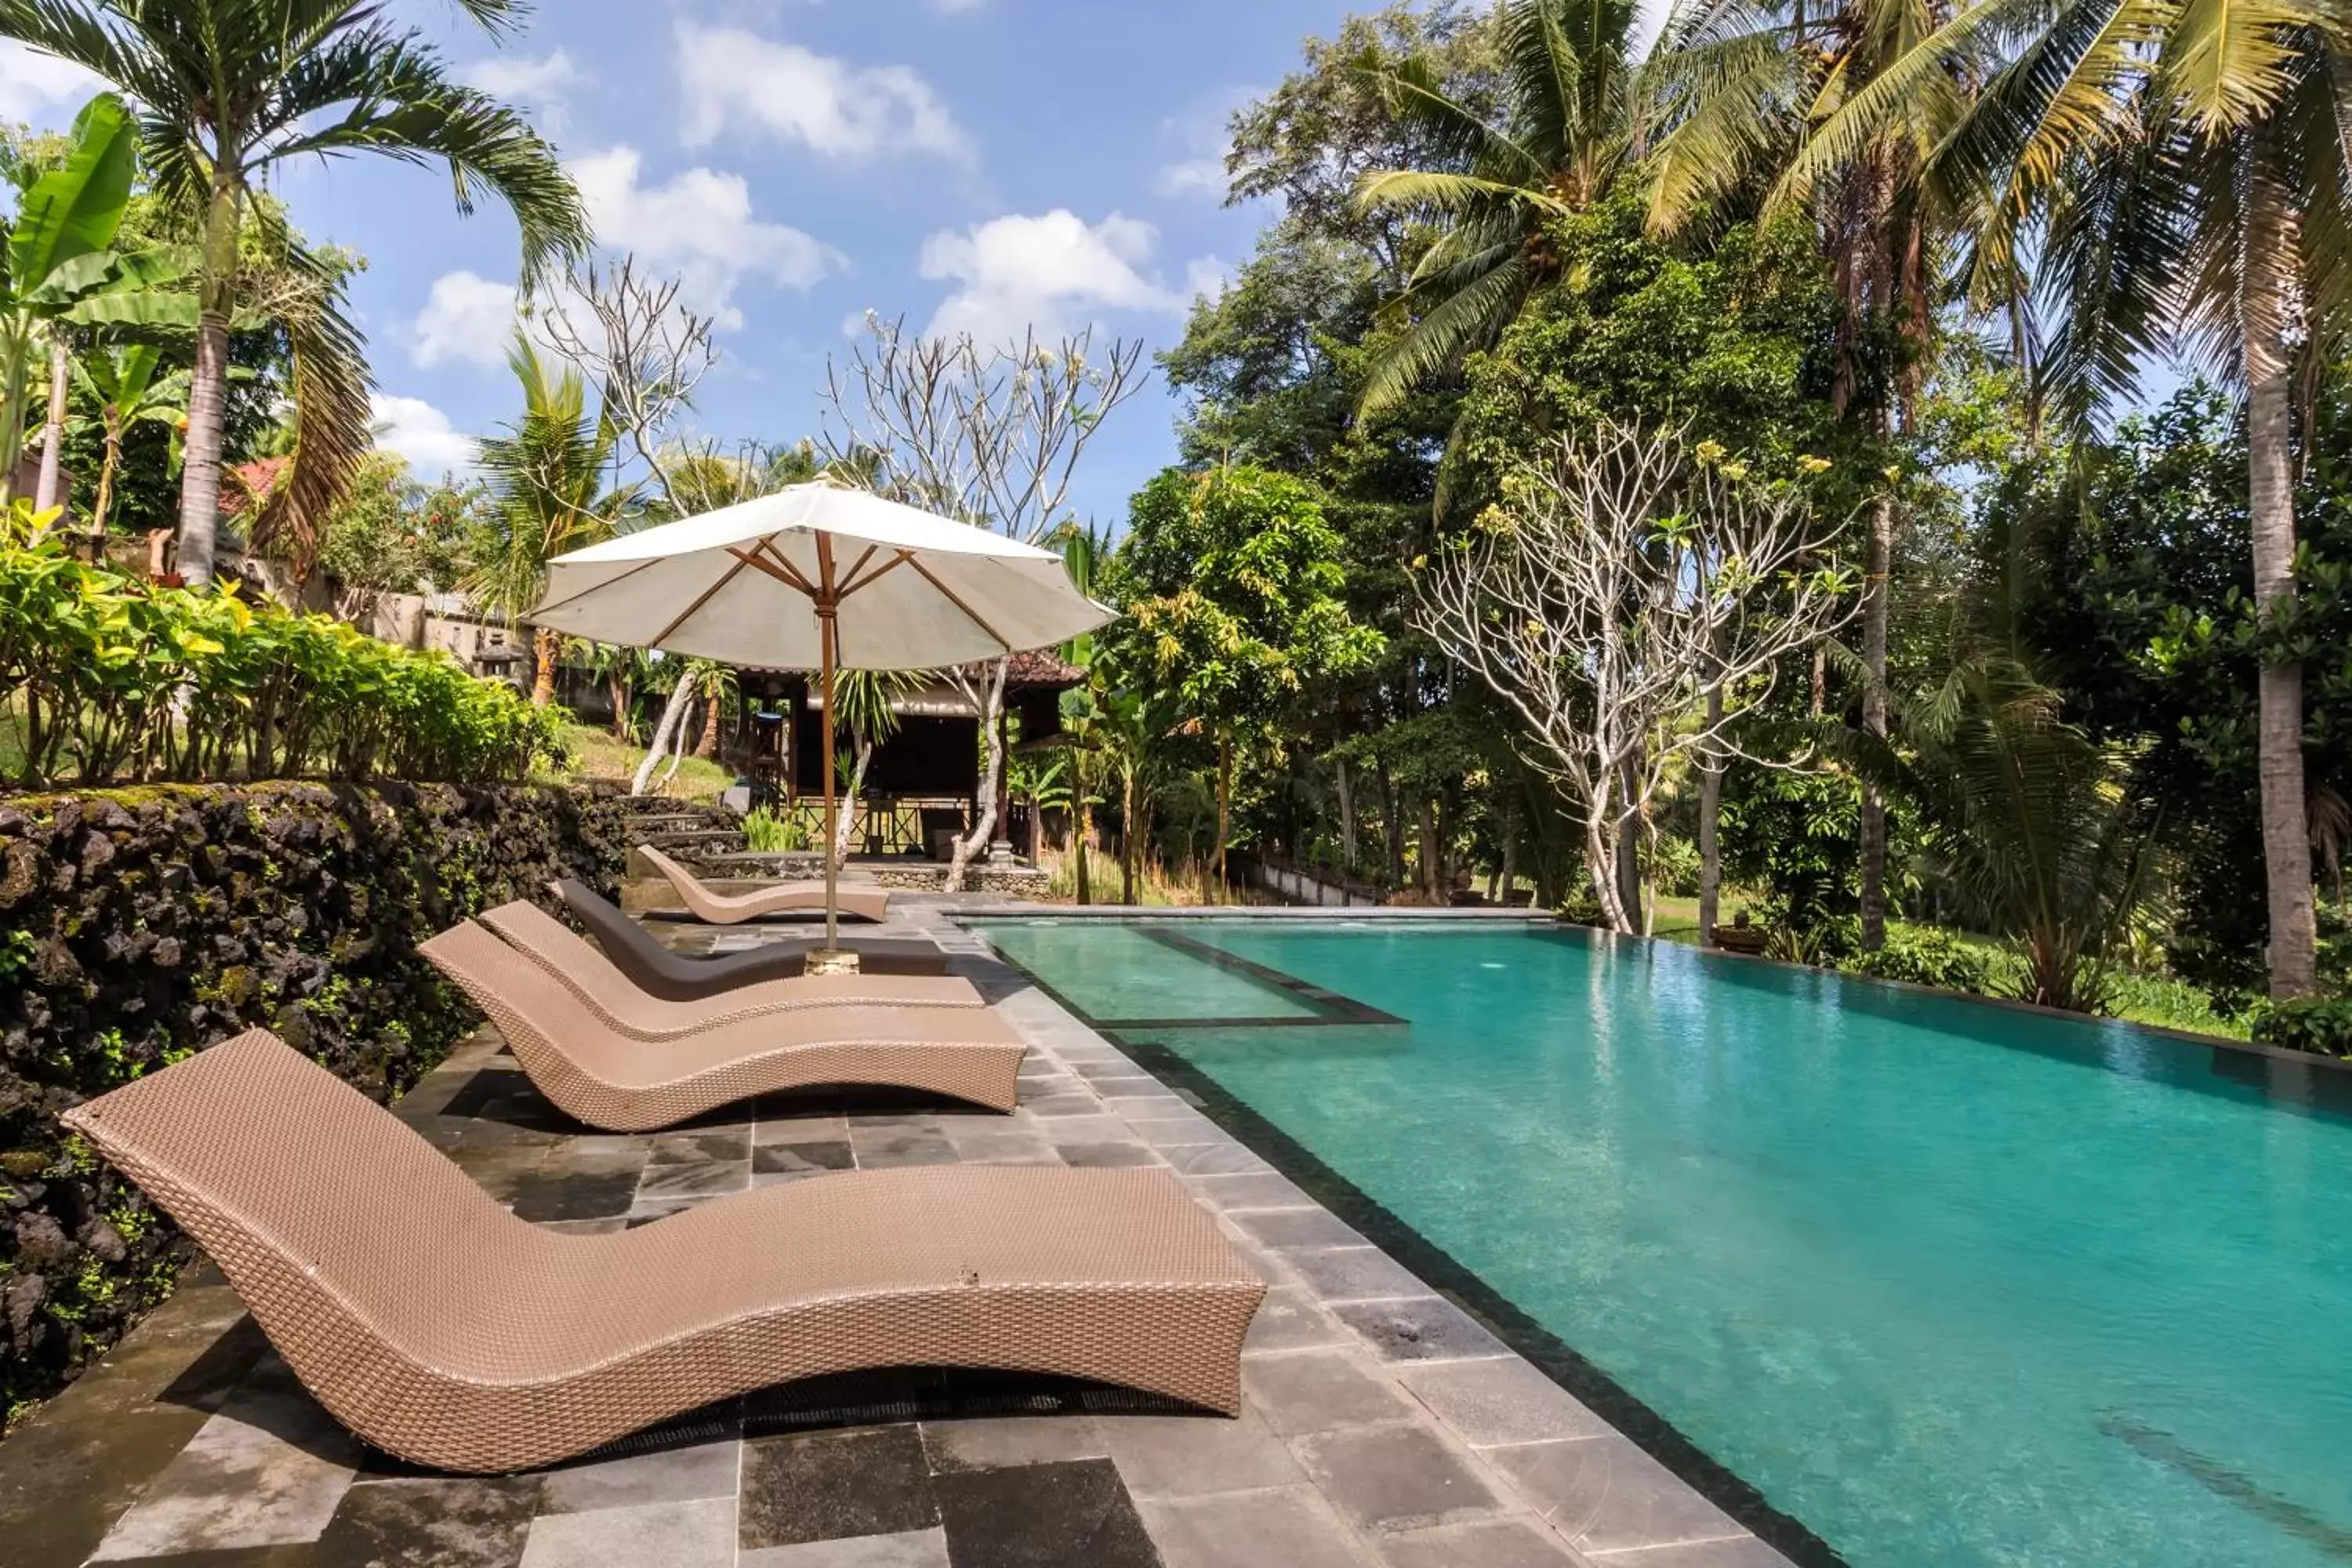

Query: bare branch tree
[819,315,1147,889]
[533,255,719,517]
[1415,418,1860,935]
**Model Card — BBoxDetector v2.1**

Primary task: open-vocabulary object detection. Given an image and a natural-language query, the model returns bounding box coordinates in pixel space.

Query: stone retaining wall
[0,782,627,1425]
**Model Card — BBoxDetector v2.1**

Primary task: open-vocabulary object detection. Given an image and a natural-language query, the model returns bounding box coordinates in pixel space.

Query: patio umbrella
[530,480,1113,962]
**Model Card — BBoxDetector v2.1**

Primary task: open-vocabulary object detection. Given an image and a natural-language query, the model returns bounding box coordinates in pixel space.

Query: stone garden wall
[0,781,627,1425]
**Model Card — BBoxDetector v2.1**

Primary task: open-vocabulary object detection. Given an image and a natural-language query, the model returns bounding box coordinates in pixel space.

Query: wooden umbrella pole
[816,534,843,964]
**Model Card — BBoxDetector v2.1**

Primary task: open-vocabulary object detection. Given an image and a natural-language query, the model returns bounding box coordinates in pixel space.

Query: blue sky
[0,0,1384,528]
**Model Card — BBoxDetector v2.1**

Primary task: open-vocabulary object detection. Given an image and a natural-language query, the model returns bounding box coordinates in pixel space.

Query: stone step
[631,829,750,856]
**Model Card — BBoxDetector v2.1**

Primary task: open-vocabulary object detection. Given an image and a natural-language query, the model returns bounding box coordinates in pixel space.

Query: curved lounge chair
[420,922,1024,1130]
[552,878,849,1001]
[477,899,980,1042]
[638,844,891,926]
[64,1032,1266,1474]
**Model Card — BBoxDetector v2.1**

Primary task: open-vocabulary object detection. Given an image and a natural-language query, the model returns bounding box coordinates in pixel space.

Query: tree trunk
[1379,767,1406,887]
[631,676,696,795]
[945,660,1011,893]
[608,672,631,738]
[1121,768,1139,905]
[833,735,873,870]
[176,176,245,588]
[1334,757,1356,874]
[1858,488,1894,951]
[532,626,561,706]
[34,333,67,514]
[1614,750,1644,931]
[1417,797,1440,898]
[91,423,123,552]
[1075,797,1093,906]
[697,690,724,757]
[2245,218,2319,999]
[1698,687,1726,946]
[1496,805,1518,909]
[1214,729,1232,892]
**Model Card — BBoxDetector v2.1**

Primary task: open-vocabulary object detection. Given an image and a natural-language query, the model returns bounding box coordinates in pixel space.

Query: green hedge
[0,502,564,788]
[2252,996,2352,1058]
[0,779,625,1428]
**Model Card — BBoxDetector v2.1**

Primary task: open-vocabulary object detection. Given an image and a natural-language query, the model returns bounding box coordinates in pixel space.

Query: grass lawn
[548,722,736,803]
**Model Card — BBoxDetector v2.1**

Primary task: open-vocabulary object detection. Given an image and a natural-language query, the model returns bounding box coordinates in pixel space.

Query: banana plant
[0,93,191,510]
[71,342,191,548]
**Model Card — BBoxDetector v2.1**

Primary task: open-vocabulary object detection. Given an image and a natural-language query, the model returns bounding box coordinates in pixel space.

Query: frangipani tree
[0,0,591,586]
[1416,418,1858,933]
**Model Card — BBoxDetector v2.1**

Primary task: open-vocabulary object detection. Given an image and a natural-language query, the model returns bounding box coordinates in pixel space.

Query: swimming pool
[970,916,2352,1568]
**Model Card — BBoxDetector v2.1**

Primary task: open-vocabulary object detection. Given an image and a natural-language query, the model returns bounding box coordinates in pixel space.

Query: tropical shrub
[2250,998,2352,1058]
[0,503,563,787]
[1845,927,1993,994]
[742,806,810,853]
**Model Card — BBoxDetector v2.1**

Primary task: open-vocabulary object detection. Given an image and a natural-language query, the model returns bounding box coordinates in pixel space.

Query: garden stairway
[611,797,748,868]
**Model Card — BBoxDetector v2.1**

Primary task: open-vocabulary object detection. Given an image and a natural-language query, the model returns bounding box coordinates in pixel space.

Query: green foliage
[742,807,810,853]
[1721,767,1866,959]
[2249,998,2352,1058]
[1112,466,1385,735]
[314,453,478,600]
[0,500,563,786]
[1844,927,1992,993]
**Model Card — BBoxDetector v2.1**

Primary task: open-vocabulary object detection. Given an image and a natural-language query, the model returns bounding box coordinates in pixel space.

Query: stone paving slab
[1,895,1799,1568]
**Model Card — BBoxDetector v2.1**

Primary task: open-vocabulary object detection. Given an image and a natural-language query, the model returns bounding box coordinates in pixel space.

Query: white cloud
[371,394,477,478]
[456,49,584,132]
[675,23,971,164]
[1156,158,1227,200]
[568,147,844,330]
[0,39,102,124]
[918,209,1214,344]
[1185,256,1236,303]
[411,271,519,369]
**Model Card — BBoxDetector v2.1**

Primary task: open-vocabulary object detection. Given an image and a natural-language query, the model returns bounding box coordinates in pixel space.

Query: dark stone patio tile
[1054,1142,1159,1169]
[539,1439,739,1515]
[1485,1437,1748,1555]
[942,1129,1059,1164]
[0,1402,217,1568]
[739,1426,938,1550]
[1123,1115,1225,1147]
[1182,1172,1313,1213]
[848,1112,943,1131]
[752,1114,851,1146]
[634,1161,750,1204]
[535,1217,627,1236]
[519,1496,733,1567]
[448,1145,550,1205]
[753,1141,854,1176]
[1033,1116,1134,1146]
[1242,1287,1352,1356]
[1233,1209,1366,1252]
[507,1169,639,1223]
[919,1415,1107,1473]
[850,1133,958,1169]
[1243,1350,1415,1436]
[1100,1411,1301,1499]
[930,1459,1159,1568]
[1158,1144,1270,1177]
[1394,1359,1611,1449]
[1377,1518,1585,1567]
[1138,1486,1364,1568]
[739,1528,950,1566]
[312,1474,539,1567]
[1292,1425,1507,1535]
[1333,1298,1510,1364]
[1017,1093,1108,1119]
[1581,1535,1791,1566]
[1286,1247,1430,1305]
[648,1129,752,1166]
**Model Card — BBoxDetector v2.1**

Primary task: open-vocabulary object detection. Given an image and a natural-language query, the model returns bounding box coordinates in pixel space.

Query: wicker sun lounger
[420,922,1025,1129]
[64,1031,1265,1474]
[476,898,981,1042]
[551,877,856,1000]
[639,844,891,925]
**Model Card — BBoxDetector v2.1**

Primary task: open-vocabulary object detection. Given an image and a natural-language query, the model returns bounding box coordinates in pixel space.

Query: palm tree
[0,0,592,587]
[1643,0,1967,953]
[70,339,186,548]
[827,669,924,869]
[1912,0,2342,998]
[1351,0,1639,419]
[468,336,633,706]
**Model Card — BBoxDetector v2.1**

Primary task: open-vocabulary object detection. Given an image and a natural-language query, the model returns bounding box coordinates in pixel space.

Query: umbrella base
[803,947,862,977]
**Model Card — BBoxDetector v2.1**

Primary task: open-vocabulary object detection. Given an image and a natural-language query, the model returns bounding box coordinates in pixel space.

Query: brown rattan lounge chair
[549,878,852,1000]
[638,844,891,925]
[419,922,1025,1129]
[477,898,981,1042]
[63,1031,1265,1475]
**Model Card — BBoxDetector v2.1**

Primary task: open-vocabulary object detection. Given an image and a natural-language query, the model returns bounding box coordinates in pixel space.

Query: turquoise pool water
[972,917,2352,1568]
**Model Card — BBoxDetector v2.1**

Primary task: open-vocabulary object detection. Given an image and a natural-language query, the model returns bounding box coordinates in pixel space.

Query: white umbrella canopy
[530,482,1111,670]
[530,481,1114,963]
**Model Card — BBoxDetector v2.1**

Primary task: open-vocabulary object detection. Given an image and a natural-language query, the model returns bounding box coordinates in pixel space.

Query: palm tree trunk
[34,333,67,512]
[1121,768,1139,905]
[1214,728,1232,891]
[697,691,723,757]
[2245,213,2318,999]
[1859,489,1893,950]
[91,423,123,551]
[1075,796,1093,906]
[176,177,245,589]
[1698,687,1726,946]
[532,626,561,706]
[1334,757,1356,875]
